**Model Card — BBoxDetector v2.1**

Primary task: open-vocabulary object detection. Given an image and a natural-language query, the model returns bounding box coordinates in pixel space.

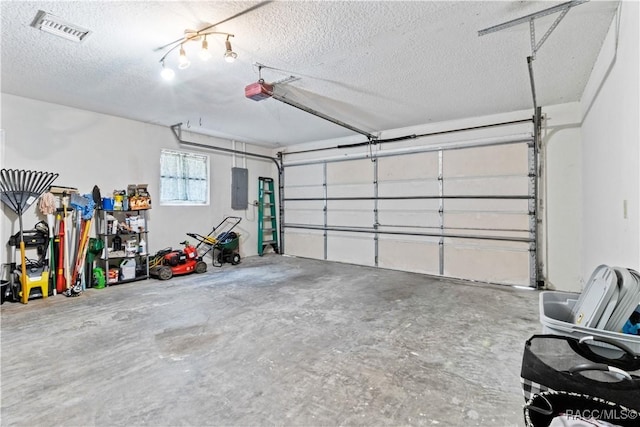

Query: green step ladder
[258,177,279,256]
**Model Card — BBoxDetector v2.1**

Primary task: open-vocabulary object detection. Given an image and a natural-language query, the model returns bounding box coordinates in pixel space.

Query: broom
[38,192,57,296]
[62,192,72,290]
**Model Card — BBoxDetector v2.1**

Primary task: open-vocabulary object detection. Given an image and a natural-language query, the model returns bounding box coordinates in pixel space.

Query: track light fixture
[158,29,236,80]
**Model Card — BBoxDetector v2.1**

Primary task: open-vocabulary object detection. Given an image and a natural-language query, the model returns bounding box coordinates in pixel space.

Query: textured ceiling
[1,1,618,147]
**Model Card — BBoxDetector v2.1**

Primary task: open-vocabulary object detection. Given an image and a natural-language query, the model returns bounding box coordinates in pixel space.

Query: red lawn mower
[149,240,207,280]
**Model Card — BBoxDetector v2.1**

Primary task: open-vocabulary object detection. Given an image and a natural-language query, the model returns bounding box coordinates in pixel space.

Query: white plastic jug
[120,258,136,268]
[138,238,147,255]
[120,258,136,280]
[125,240,137,257]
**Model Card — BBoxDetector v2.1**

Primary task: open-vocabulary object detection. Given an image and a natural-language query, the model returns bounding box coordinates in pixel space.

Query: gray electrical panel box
[231,167,248,210]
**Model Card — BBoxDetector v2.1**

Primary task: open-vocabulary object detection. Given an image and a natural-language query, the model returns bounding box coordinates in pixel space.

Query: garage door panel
[285,185,324,199]
[286,201,325,224]
[327,212,374,227]
[285,164,325,200]
[444,176,529,196]
[378,152,438,180]
[378,180,439,197]
[327,159,373,184]
[378,198,440,212]
[445,212,529,231]
[445,198,529,212]
[443,241,529,286]
[327,183,373,198]
[378,212,440,228]
[285,164,324,186]
[378,237,440,275]
[444,144,528,177]
[285,230,324,259]
[327,232,374,266]
[378,198,440,228]
[327,199,374,227]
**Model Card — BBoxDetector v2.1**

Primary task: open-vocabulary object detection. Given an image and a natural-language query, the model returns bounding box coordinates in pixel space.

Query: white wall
[580,1,640,285]
[540,103,582,292]
[0,94,277,264]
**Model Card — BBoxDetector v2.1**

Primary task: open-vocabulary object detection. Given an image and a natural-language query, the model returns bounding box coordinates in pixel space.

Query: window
[160,149,209,205]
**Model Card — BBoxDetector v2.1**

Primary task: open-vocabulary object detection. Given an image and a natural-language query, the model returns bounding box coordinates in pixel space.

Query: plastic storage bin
[540,291,640,355]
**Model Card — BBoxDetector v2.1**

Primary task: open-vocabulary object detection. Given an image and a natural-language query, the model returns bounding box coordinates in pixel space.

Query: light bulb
[224,51,238,63]
[160,60,175,80]
[178,45,191,69]
[161,66,175,81]
[224,39,237,63]
[199,38,212,61]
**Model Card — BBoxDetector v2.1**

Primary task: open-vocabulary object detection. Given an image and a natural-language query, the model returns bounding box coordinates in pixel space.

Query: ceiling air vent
[30,10,91,42]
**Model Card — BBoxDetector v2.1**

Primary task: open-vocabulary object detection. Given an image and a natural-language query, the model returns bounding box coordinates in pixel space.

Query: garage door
[282,129,536,287]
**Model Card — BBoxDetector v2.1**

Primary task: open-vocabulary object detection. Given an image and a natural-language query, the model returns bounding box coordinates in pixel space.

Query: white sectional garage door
[282,127,536,287]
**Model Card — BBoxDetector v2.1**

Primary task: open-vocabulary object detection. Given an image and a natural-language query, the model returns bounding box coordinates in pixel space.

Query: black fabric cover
[524,390,640,427]
[521,334,640,411]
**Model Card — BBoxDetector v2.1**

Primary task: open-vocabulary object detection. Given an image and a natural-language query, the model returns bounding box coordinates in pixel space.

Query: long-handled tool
[71,221,90,284]
[0,169,58,304]
[84,186,103,287]
[38,192,57,295]
[64,194,96,297]
[55,214,66,293]
[62,192,72,290]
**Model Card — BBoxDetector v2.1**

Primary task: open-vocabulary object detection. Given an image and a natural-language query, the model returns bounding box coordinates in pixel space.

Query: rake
[0,169,59,303]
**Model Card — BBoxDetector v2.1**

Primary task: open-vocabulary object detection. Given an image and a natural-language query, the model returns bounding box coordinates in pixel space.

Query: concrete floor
[1,255,541,426]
